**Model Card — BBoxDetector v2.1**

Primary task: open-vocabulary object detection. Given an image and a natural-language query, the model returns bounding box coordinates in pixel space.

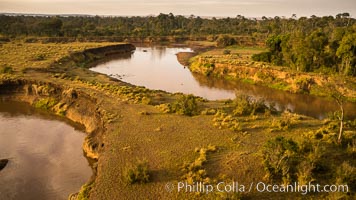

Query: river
[0,101,91,200]
[90,44,356,119]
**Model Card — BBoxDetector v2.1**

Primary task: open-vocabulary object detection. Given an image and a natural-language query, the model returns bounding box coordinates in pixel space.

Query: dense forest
[0,13,355,75]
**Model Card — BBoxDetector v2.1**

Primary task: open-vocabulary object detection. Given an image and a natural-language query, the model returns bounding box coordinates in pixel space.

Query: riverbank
[186,46,356,102]
[0,41,355,200]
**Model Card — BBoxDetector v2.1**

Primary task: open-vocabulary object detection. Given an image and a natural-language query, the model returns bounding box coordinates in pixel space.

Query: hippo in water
[0,159,9,171]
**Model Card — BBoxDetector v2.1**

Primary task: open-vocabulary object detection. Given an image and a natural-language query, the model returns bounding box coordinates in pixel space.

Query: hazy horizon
[0,0,355,18]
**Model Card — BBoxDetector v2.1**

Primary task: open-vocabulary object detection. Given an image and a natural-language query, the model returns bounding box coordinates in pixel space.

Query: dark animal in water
[0,159,9,171]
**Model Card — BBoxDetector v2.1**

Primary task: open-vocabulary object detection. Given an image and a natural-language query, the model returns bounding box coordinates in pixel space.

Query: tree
[326,84,346,144]
[39,17,63,36]
[216,35,236,47]
[336,33,356,75]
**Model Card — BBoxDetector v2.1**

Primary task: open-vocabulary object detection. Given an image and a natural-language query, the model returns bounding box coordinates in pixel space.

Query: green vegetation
[262,136,299,184]
[216,35,236,47]
[181,145,217,184]
[0,65,13,74]
[34,54,46,61]
[213,111,241,132]
[76,182,94,200]
[171,94,199,116]
[124,160,150,184]
[222,49,231,55]
[252,30,356,76]
[232,95,267,116]
[0,16,355,199]
[157,94,200,116]
[1,13,354,44]
[34,98,57,110]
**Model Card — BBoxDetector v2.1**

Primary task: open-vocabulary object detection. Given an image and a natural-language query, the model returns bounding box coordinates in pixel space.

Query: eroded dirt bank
[188,54,356,101]
[0,79,104,160]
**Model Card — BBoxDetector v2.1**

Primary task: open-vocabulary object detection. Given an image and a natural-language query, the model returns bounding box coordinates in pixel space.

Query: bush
[252,52,272,62]
[35,54,46,61]
[202,63,215,76]
[213,111,241,132]
[271,118,292,131]
[335,162,356,192]
[223,49,231,55]
[232,95,267,116]
[293,77,314,93]
[0,66,13,74]
[124,160,150,184]
[171,94,199,116]
[181,146,217,184]
[216,35,236,47]
[262,137,299,184]
[201,108,217,115]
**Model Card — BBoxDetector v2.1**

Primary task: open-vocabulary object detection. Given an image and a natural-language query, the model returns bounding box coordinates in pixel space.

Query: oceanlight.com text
[165,181,349,195]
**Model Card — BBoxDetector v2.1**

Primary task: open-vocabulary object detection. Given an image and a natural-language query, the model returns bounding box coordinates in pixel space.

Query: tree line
[252,24,356,76]
[0,13,354,38]
[0,13,355,76]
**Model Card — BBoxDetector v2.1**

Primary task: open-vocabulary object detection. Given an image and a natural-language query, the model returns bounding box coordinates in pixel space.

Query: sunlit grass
[0,42,117,72]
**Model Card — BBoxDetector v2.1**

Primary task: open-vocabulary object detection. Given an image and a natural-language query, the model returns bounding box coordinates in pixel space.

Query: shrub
[335,162,356,192]
[201,108,217,115]
[0,66,13,74]
[35,54,46,61]
[213,112,242,132]
[262,137,299,184]
[171,94,199,116]
[252,52,272,62]
[232,95,253,116]
[124,160,150,184]
[232,95,267,116]
[271,117,292,131]
[223,49,231,55]
[181,146,217,184]
[296,140,322,185]
[293,77,314,93]
[202,63,215,76]
[216,35,236,47]
[155,103,171,113]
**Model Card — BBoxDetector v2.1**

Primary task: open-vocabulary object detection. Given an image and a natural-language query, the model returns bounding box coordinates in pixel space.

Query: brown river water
[90,45,356,119]
[0,101,91,200]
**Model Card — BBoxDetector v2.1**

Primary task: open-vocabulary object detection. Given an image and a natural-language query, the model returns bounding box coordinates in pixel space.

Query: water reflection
[0,101,91,200]
[191,73,356,119]
[91,46,235,100]
[90,45,356,119]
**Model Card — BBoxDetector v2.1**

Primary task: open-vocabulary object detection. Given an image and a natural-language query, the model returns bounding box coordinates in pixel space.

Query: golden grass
[0,42,117,72]
[1,41,353,200]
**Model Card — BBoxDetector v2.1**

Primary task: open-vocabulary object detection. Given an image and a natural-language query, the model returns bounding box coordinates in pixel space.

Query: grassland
[0,41,355,200]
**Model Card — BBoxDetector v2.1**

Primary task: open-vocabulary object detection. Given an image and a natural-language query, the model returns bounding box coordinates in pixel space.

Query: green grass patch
[241,78,255,84]
[226,45,266,52]
[34,98,57,110]
[270,82,290,91]
[77,182,94,200]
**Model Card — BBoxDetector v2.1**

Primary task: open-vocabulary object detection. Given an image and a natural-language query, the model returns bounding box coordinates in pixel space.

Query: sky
[0,0,355,18]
